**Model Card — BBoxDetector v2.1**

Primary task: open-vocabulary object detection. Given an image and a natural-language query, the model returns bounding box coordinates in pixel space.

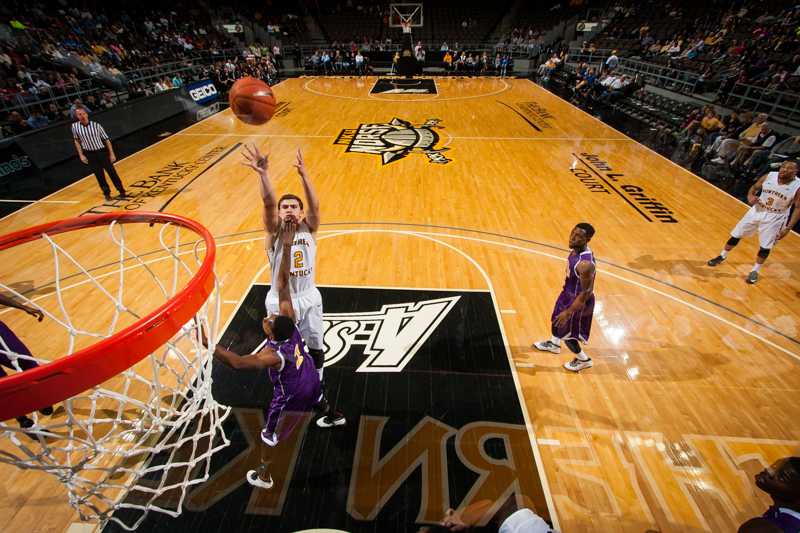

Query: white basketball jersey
[268,221,316,295]
[758,172,800,214]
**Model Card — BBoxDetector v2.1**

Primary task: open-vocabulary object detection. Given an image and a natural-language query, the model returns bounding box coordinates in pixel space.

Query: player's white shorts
[265,287,323,350]
[731,208,788,249]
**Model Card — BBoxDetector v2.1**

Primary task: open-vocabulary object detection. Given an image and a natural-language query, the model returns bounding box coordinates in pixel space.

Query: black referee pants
[85,150,125,197]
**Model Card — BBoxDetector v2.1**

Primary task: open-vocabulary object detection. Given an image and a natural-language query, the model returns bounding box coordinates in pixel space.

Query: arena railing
[564,51,800,126]
[721,82,800,124]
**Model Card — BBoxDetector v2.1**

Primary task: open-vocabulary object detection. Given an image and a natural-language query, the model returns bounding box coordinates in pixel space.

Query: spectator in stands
[26,110,49,129]
[748,136,800,175]
[440,42,449,52]
[730,122,777,170]
[443,51,452,72]
[415,44,426,63]
[354,51,364,75]
[711,113,769,164]
[604,49,619,72]
[6,111,31,136]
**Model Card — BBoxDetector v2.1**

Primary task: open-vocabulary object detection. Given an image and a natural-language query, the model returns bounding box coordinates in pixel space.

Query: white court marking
[4,228,798,365]
[0,199,80,204]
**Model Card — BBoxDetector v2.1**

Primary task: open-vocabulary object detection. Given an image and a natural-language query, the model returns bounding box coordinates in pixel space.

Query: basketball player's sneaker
[707,255,726,266]
[260,429,278,447]
[564,357,593,372]
[532,340,561,354]
[746,271,759,284]
[246,469,274,490]
[316,412,346,428]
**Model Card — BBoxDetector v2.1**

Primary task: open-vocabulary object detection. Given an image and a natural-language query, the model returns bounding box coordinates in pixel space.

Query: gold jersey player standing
[707,160,800,284]
[242,144,345,427]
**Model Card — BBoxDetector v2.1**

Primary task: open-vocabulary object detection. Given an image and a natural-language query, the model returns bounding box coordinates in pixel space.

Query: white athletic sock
[720,249,728,258]
[576,350,590,361]
[752,263,762,272]
[549,336,561,345]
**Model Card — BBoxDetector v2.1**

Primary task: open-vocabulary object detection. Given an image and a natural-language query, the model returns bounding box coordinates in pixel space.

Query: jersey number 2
[293,250,304,269]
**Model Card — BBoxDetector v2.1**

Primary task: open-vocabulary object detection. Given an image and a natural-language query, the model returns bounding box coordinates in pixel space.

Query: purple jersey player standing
[531,223,597,372]
[211,220,321,490]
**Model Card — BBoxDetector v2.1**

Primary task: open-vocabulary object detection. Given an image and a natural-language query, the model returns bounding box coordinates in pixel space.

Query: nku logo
[187,80,219,104]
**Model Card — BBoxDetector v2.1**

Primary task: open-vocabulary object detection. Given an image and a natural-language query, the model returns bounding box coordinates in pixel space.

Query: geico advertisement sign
[187,81,218,104]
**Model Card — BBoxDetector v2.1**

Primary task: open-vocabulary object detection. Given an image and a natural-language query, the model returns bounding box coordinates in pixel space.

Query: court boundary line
[0,199,80,204]
[5,222,799,350]
[529,79,800,241]
[253,282,489,292]
[176,132,632,142]
[4,220,798,350]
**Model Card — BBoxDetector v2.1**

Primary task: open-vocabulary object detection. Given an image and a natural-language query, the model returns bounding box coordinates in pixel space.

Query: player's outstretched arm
[277,220,297,321]
[201,326,282,369]
[0,292,44,321]
[294,149,320,233]
[241,143,279,236]
[213,344,283,370]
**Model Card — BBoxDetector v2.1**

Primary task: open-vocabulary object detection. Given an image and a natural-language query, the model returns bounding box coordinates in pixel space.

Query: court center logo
[334,118,451,165]
[323,296,460,372]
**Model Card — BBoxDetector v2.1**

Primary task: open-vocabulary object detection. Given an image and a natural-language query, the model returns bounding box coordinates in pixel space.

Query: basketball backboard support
[389,3,423,27]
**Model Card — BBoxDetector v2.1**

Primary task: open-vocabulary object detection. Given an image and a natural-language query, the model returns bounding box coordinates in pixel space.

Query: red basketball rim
[0,212,216,421]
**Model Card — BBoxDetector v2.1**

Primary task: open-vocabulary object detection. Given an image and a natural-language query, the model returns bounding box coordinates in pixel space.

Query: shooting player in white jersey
[707,160,800,284]
[242,144,345,427]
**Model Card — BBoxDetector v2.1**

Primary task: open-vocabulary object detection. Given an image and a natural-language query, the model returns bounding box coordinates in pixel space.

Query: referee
[72,106,127,201]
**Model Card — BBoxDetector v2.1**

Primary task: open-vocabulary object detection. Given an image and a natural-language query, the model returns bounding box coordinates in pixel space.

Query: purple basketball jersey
[263,326,321,440]
[762,506,800,533]
[551,248,596,342]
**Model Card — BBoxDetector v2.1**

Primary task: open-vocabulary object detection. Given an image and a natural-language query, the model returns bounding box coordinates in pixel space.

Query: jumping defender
[241,144,345,427]
[531,223,597,372]
[707,160,800,284]
[210,221,322,489]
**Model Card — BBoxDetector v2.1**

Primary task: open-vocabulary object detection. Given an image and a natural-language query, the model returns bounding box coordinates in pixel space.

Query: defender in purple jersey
[0,292,54,428]
[531,223,597,372]
[211,221,321,490]
[739,457,800,533]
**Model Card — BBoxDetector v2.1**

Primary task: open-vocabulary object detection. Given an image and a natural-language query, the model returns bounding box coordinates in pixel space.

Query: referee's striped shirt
[72,120,109,151]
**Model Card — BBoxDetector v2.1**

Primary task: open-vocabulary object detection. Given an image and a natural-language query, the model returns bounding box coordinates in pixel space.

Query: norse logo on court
[334,118,451,165]
[323,296,460,372]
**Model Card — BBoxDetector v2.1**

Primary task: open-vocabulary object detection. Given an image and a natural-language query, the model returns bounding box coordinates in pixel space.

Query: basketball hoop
[0,211,231,530]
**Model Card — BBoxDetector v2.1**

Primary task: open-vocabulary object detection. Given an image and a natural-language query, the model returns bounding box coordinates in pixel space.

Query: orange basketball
[228,77,277,125]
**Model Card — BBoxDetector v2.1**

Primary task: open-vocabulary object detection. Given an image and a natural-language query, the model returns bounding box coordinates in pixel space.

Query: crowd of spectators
[566,58,638,105]
[670,105,799,196]
[494,26,547,58]
[1,0,236,137]
[589,1,800,95]
[304,41,513,76]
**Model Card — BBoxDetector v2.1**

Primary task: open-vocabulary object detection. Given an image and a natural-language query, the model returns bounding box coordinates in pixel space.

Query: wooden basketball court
[1,76,799,533]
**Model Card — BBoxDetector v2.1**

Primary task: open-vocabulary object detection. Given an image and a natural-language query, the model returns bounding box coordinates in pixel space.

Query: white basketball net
[0,219,231,531]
